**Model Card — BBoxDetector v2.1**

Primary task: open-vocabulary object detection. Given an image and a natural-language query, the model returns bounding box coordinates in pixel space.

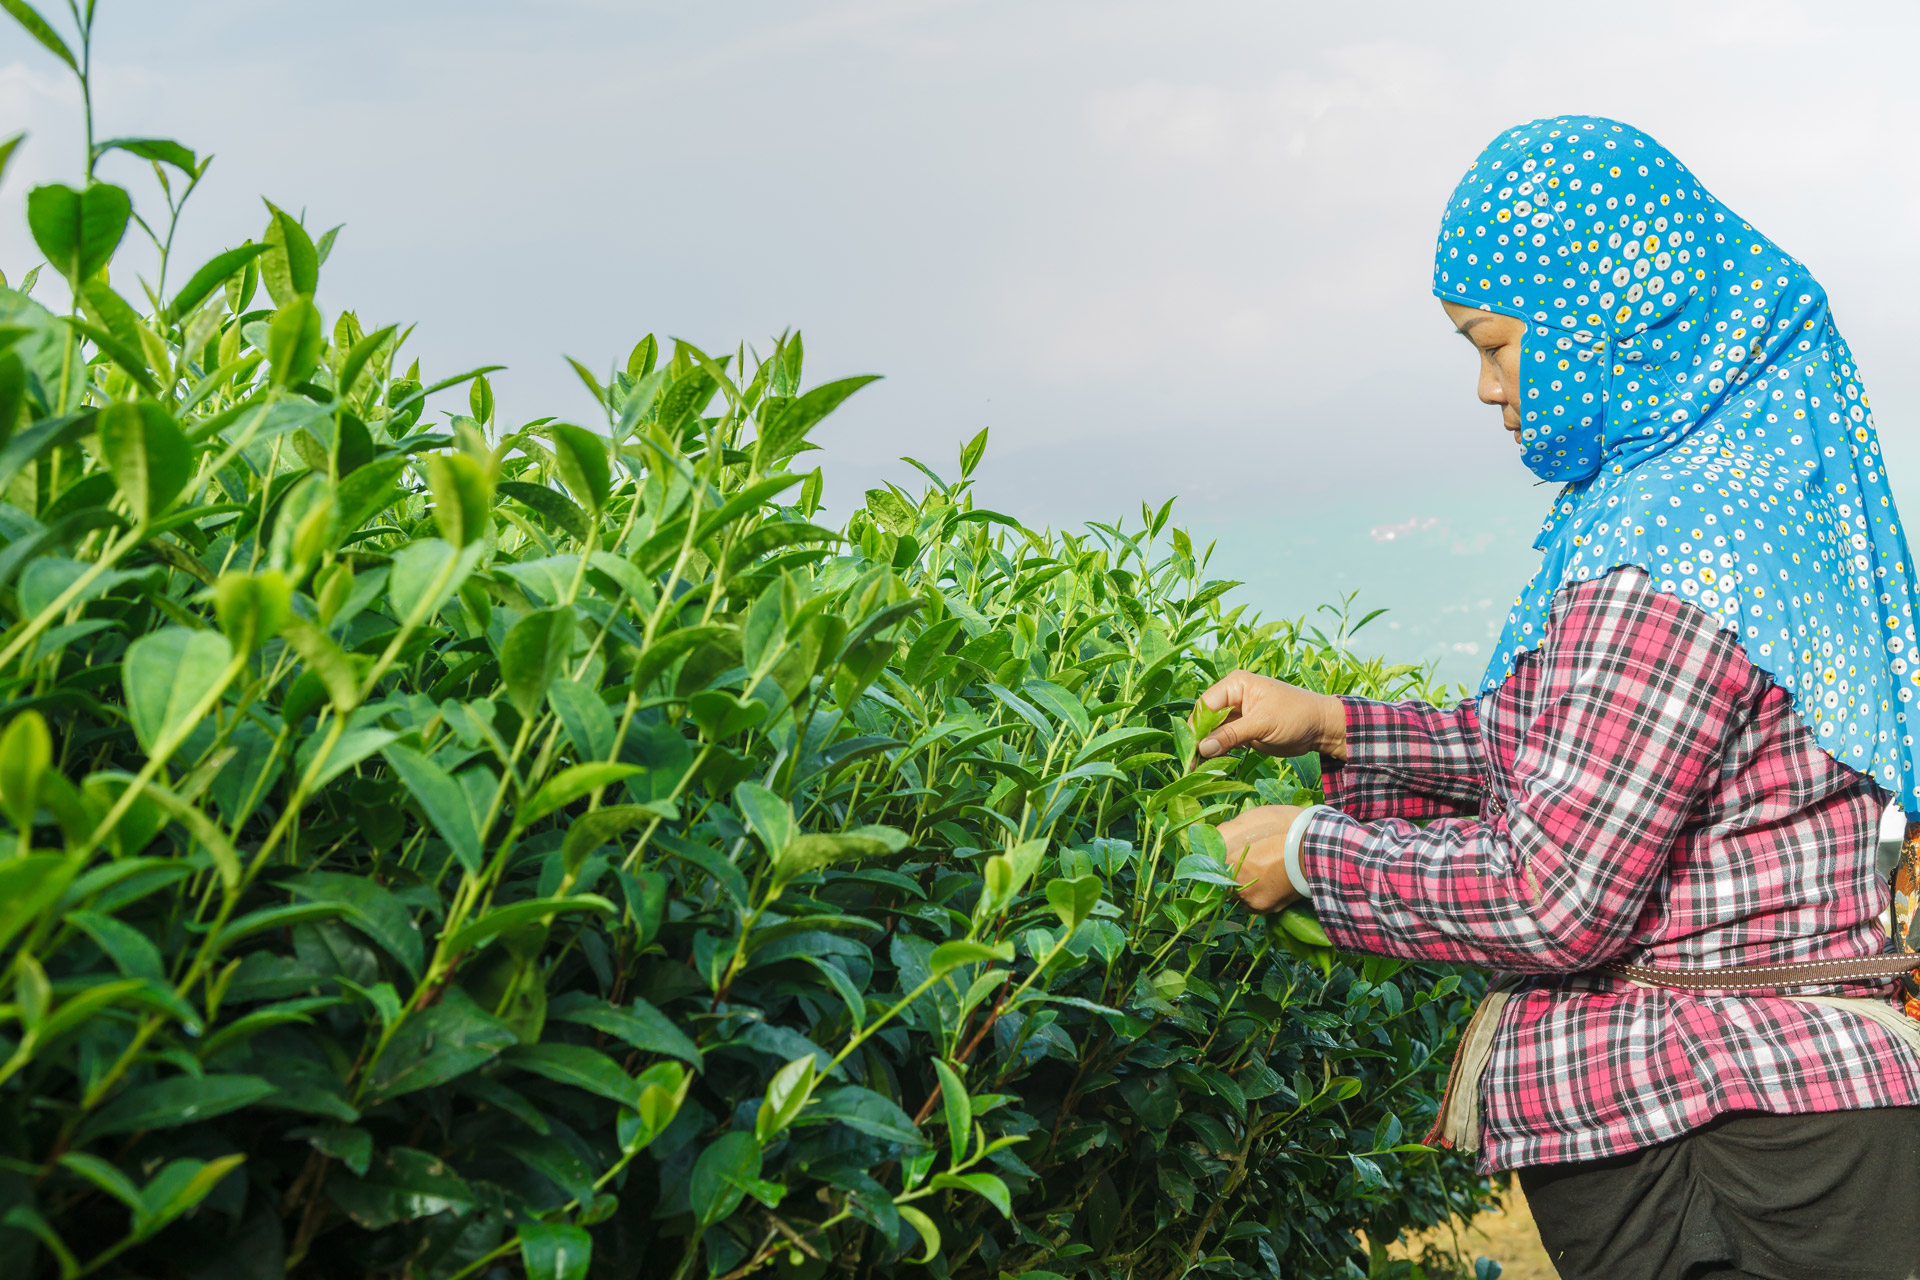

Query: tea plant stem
[66,0,93,177]
[911,975,1011,1126]
[1170,1105,1267,1280]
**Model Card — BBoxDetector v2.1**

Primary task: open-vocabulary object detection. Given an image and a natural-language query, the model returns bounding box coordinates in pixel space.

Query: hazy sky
[6,0,1920,681]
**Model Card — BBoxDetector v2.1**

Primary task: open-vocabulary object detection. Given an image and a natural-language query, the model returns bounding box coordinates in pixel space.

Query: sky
[5,0,1920,686]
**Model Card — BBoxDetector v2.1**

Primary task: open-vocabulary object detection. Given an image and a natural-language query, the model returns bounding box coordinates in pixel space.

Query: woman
[1206,116,1920,1280]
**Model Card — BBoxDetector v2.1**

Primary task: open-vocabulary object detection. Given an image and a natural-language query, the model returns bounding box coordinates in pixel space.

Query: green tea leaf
[218,901,352,946]
[123,628,236,754]
[1191,694,1230,741]
[549,677,615,760]
[266,294,323,386]
[687,690,767,742]
[1044,873,1101,933]
[280,616,360,713]
[689,1131,760,1227]
[734,781,795,854]
[213,569,291,653]
[99,399,192,523]
[617,1064,687,1156]
[491,1132,594,1206]
[1173,852,1241,888]
[520,764,642,828]
[758,374,880,460]
[1026,679,1091,739]
[334,456,407,532]
[388,536,479,625]
[517,1222,592,1280]
[261,201,318,304]
[628,622,734,692]
[381,743,483,874]
[325,1147,474,1231]
[559,804,653,870]
[547,992,703,1069]
[94,136,198,176]
[287,1126,371,1176]
[425,452,494,547]
[931,1057,970,1161]
[81,1074,277,1140]
[690,473,803,545]
[367,989,515,1099]
[958,425,989,477]
[336,323,396,401]
[547,421,611,513]
[931,1170,1012,1217]
[1,0,77,71]
[134,1155,246,1240]
[77,275,144,347]
[285,870,424,980]
[56,1152,143,1216]
[772,826,908,883]
[501,1041,646,1108]
[442,895,616,956]
[0,709,49,834]
[0,348,24,448]
[899,1204,942,1265]
[26,181,128,285]
[754,1053,817,1143]
[297,726,398,792]
[930,939,1014,977]
[1279,905,1332,948]
[167,242,268,320]
[0,853,69,952]
[626,334,658,378]
[498,479,590,542]
[501,606,575,718]
[801,1085,924,1145]
[67,316,161,396]
[469,372,494,423]
[67,909,164,983]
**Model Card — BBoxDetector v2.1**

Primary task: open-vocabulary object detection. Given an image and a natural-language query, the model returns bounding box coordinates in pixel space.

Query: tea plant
[0,5,1499,1278]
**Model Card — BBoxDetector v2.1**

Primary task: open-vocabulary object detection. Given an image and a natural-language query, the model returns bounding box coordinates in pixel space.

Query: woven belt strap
[1601,955,1920,992]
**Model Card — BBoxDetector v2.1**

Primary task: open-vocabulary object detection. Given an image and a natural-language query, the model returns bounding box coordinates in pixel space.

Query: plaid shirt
[1301,565,1920,1172]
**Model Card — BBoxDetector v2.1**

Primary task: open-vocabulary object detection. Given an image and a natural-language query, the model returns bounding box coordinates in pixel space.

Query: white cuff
[1284,804,1329,901]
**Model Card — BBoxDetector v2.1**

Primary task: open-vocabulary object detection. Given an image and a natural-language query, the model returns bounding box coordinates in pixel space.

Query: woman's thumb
[1198,714,1249,758]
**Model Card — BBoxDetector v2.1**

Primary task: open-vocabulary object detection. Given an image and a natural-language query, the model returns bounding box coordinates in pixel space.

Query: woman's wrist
[1316,694,1348,762]
[1283,803,1328,900]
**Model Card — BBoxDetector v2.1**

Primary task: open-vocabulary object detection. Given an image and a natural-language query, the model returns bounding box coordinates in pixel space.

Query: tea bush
[0,6,1500,1279]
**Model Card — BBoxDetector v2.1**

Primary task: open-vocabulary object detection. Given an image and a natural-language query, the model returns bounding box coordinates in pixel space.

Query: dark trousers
[1519,1108,1920,1280]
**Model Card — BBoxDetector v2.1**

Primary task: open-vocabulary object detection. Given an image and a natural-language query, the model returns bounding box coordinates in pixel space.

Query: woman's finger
[1197,711,1254,758]
[1217,805,1290,853]
[1200,669,1256,712]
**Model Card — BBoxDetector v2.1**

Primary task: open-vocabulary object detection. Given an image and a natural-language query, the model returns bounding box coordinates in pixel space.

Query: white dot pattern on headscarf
[1434,116,1920,815]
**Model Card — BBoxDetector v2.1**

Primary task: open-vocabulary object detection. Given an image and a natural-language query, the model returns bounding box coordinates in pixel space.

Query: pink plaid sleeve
[1320,695,1489,820]
[1302,569,1756,972]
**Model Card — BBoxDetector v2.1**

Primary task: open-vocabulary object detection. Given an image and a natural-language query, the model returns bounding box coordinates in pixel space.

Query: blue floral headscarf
[1434,116,1920,814]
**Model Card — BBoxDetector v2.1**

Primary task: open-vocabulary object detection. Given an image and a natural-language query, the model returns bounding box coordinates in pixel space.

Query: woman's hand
[1219,804,1304,912]
[1195,669,1347,762]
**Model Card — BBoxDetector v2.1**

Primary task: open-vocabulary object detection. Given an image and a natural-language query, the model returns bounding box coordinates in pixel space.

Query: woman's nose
[1479,368,1506,406]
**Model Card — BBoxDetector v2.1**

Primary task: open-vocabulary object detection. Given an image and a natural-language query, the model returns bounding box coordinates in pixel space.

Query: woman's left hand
[1218,803,1305,913]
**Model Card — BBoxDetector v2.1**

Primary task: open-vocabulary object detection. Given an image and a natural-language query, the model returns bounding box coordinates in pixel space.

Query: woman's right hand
[1195,670,1347,762]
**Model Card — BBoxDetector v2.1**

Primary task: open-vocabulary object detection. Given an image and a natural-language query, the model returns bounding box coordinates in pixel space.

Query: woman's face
[1441,300,1528,447]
